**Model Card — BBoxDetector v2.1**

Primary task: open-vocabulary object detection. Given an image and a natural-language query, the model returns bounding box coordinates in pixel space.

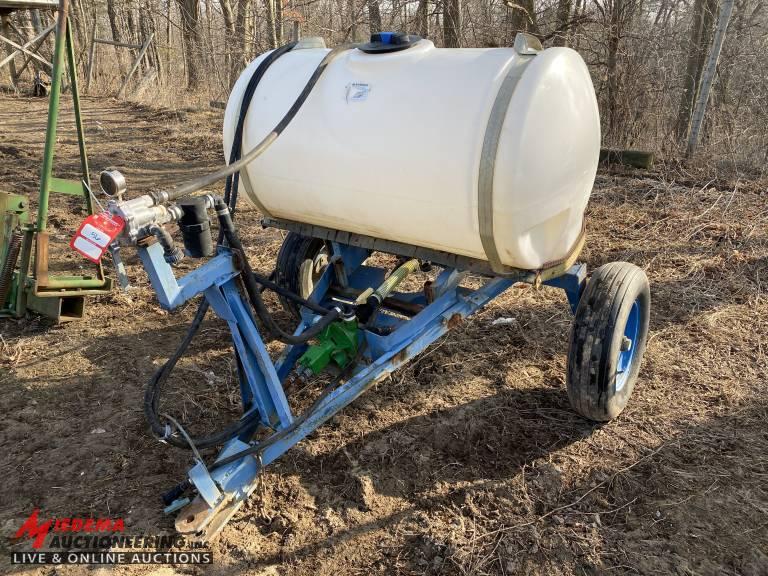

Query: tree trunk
[507,0,538,34]
[106,0,127,75]
[166,0,173,83]
[368,0,382,34]
[443,0,461,47]
[176,0,203,90]
[67,0,84,59]
[675,0,714,139]
[569,0,583,48]
[233,0,251,77]
[605,0,626,140]
[125,1,137,47]
[346,0,357,41]
[221,0,236,83]
[139,0,160,79]
[553,0,572,46]
[687,0,735,156]
[29,9,42,35]
[264,0,278,49]
[106,0,121,42]
[275,0,283,45]
[715,0,748,110]
[416,0,429,37]
[1,15,18,88]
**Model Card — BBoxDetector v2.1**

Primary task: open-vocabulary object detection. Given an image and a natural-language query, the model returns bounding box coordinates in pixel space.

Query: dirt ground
[0,93,767,576]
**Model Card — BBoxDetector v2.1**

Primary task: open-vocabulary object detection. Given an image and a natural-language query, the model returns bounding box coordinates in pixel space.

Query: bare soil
[0,94,767,575]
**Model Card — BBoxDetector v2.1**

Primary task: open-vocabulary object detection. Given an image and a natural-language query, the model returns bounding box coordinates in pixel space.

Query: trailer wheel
[275,233,329,319]
[566,262,650,421]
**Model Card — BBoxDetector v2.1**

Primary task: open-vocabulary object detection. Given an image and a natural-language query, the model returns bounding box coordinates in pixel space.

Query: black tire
[274,233,328,319]
[566,262,650,421]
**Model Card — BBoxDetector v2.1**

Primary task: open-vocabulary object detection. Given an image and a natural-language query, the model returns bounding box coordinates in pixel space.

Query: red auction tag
[70,212,125,263]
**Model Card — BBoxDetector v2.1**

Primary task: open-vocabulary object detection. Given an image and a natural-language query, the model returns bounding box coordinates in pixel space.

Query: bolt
[620,336,632,352]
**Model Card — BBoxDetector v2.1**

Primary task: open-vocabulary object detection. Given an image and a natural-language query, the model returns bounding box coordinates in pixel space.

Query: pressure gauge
[99,169,127,199]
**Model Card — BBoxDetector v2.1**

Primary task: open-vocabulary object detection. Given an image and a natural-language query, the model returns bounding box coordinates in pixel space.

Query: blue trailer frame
[138,239,587,540]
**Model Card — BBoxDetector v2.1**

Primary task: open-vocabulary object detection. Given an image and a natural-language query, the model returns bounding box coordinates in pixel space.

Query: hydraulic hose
[144,299,262,449]
[243,266,330,316]
[144,44,295,450]
[223,41,298,217]
[215,198,341,344]
[149,225,184,265]
[154,44,355,205]
[374,259,420,302]
[146,42,354,451]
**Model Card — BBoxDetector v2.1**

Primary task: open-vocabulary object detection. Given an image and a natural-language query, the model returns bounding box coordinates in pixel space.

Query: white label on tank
[346,82,370,103]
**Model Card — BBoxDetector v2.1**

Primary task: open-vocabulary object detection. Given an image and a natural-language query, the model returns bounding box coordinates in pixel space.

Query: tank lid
[358,32,421,53]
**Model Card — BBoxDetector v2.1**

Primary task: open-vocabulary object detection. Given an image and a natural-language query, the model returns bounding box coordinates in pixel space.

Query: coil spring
[0,228,23,309]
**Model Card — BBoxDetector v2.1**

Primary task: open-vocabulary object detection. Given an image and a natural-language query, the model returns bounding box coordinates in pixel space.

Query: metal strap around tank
[477,55,536,275]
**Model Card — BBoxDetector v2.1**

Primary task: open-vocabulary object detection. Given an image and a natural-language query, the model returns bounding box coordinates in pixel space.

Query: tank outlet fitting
[354,287,374,305]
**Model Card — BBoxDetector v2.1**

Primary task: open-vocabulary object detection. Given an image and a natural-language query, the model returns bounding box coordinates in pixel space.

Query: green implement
[0,0,112,322]
[298,317,360,375]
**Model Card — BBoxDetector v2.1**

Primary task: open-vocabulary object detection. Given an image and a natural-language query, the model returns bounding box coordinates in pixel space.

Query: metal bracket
[188,461,223,508]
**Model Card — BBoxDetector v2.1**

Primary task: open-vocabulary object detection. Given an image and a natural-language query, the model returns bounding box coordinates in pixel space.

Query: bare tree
[553,0,572,45]
[676,0,717,140]
[687,0,736,155]
[368,0,382,34]
[176,0,203,89]
[234,0,252,75]
[416,0,430,37]
[443,0,462,46]
[3,0,765,169]
[264,0,278,48]
[506,0,539,34]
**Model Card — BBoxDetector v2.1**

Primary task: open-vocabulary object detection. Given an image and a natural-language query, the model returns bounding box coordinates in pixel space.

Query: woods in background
[1,0,766,169]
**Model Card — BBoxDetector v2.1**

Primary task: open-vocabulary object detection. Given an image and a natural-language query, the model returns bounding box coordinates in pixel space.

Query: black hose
[149,225,184,265]
[143,300,262,449]
[223,41,298,218]
[145,44,298,451]
[145,42,354,451]
[244,266,330,316]
[215,199,341,344]
[162,44,355,203]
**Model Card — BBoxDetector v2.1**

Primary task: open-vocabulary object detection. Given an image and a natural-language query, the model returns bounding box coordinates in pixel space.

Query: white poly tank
[224,34,600,271]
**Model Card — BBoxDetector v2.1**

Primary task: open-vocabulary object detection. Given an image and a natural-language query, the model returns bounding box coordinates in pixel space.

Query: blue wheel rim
[616,299,640,391]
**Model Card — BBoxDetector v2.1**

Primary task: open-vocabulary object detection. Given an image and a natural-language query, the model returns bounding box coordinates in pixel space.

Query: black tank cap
[358,32,421,53]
